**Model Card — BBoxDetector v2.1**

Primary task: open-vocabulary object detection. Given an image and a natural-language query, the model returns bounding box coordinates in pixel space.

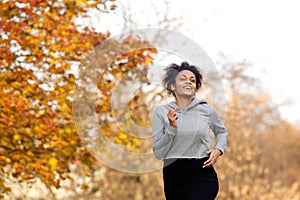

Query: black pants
[163,158,219,200]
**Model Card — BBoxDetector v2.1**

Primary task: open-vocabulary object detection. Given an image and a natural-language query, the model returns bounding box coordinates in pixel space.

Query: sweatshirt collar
[167,97,207,112]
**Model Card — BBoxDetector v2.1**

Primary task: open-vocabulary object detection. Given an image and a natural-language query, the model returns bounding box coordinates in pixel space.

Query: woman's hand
[167,108,178,128]
[203,148,222,168]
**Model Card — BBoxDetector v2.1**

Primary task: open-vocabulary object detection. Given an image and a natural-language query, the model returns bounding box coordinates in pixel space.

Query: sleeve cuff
[214,147,224,155]
[166,125,177,137]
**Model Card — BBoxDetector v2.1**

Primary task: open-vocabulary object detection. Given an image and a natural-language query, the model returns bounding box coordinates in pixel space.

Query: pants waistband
[163,157,209,167]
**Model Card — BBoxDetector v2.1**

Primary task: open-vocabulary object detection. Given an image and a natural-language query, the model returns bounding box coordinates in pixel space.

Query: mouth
[183,86,192,90]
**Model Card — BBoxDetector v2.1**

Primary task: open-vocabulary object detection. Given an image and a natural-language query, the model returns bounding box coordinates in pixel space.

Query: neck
[175,96,194,108]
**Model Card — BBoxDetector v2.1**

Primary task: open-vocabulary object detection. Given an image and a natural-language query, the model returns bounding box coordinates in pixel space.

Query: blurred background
[1,0,299,199]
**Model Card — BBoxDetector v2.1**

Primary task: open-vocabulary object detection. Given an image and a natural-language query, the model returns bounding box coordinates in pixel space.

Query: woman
[152,62,228,200]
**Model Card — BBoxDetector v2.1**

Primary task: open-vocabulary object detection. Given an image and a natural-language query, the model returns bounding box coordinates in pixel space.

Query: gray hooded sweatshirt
[152,98,228,160]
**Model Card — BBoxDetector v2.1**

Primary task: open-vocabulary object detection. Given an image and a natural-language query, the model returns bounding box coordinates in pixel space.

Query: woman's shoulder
[153,104,169,114]
[194,99,218,114]
[198,102,223,120]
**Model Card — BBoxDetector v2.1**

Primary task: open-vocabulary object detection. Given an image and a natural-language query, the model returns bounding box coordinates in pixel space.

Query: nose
[186,79,192,84]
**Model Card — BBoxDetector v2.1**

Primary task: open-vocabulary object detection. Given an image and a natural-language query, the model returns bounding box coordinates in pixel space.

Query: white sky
[94,0,300,124]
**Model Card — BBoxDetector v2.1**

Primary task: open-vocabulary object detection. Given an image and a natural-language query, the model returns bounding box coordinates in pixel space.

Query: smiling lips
[183,85,192,90]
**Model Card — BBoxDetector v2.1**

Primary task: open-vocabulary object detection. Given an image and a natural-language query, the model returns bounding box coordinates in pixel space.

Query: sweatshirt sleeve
[152,107,177,160]
[209,106,228,155]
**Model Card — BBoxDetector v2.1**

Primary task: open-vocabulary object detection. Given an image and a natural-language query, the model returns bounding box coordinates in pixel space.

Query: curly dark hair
[162,62,202,96]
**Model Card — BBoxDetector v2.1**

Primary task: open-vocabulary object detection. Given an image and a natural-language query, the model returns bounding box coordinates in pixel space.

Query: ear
[170,84,175,91]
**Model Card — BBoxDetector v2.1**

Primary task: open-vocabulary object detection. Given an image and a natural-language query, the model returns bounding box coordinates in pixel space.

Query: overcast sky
[93,0,300,124]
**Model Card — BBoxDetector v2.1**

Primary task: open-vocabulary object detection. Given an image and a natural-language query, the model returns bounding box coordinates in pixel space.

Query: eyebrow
[179,74,196,79]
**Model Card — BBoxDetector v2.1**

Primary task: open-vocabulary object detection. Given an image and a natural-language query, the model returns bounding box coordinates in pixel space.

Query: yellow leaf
[49,157,58,169]
[9,103,16,108]
[119,132,127,140]
[27,151,34,157]
[124,113,130,119]
[65,127,72,134]
[13,134,19,140]
[38,110,45,116]
[22,173,31,180]
[58,129,64,134]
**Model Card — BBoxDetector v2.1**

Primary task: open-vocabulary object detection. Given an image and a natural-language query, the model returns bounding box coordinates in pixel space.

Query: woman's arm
[209,106,228,155]
[203,106,228,168]
[152,107,177,160]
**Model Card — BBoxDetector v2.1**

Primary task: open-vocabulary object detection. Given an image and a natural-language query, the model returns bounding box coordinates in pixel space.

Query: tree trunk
[134,175,143,200]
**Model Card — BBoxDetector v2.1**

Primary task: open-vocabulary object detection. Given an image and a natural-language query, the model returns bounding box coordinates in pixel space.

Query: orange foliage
[215,60,300,200]
[0,0,156,195]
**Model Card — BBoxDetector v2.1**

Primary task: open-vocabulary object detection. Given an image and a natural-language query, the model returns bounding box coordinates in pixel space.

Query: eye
[190,79,196,83]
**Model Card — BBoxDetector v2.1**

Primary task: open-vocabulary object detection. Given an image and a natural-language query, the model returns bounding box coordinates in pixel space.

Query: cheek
[192,83,197,90]
[175,80,184,87]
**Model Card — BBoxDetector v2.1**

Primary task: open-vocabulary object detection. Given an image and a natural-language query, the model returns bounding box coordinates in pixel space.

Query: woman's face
[172,70,197,98]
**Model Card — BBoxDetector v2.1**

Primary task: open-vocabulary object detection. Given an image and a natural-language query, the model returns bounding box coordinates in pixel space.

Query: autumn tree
[215,57,300,200]
[2,0,299,199]
[0,0,157,199]
[255,120,300,199]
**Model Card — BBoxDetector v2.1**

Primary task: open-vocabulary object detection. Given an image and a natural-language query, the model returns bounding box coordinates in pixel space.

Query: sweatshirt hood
[166,97,207,112]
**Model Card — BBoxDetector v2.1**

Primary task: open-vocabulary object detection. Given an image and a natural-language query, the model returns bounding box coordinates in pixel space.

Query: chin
[181,93,195,98]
